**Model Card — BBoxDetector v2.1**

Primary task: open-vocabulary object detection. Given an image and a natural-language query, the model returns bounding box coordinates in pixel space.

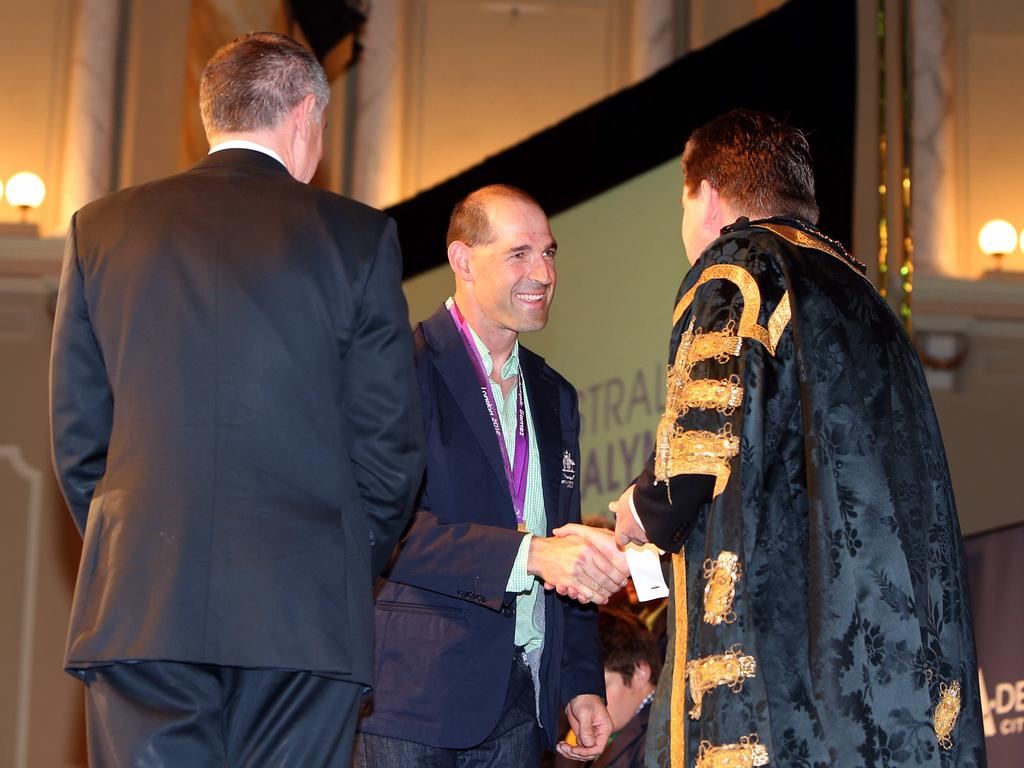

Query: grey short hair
[199,32,330,138]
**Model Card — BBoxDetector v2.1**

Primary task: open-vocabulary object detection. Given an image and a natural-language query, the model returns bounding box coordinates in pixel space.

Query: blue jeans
[354,655,541,767]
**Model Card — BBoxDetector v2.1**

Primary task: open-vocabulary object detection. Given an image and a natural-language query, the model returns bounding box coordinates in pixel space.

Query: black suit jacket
[358,306,604,750]
[50,149,424,684]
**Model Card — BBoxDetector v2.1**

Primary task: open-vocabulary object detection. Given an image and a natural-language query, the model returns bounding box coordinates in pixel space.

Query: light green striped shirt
[448,299,545,653]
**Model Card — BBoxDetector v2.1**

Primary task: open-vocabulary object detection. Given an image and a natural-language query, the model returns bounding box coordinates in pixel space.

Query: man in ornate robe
[611,110,987,767]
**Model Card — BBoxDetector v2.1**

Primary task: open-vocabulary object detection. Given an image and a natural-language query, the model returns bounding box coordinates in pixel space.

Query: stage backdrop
[964,523,1024,765]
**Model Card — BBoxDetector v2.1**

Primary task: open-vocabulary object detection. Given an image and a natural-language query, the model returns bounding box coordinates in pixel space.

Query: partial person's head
[680,109,819,263]
[600,608,661,732]
[200,32,329,183]
[446,185,557,344]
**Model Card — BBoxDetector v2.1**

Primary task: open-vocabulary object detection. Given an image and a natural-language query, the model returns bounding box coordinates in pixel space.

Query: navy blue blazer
[358,306,604,750]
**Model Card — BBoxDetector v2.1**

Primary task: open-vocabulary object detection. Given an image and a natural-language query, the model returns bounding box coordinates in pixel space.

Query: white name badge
[625,544,669,601]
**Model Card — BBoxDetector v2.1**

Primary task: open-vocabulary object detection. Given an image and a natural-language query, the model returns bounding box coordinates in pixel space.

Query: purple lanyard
[449,302,530,526]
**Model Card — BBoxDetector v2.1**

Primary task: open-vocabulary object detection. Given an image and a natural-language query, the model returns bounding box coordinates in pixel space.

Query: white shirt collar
[209,140,285,169]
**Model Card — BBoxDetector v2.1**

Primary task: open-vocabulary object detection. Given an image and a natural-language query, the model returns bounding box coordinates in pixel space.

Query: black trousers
[82,661,362,767]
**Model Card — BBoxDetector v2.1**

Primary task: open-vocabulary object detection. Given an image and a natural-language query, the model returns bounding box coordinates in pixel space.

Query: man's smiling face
[468,196,557,336]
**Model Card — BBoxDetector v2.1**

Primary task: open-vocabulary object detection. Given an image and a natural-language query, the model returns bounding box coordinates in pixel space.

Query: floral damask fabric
[644,218,986,767]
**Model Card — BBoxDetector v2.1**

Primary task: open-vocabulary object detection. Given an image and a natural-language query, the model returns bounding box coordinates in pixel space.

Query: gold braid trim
[680,375,744,415]
[670,553,688,768]
[752,222,846,262]
[686,645,758,719]
[688,324,743,368]
[655,425,739,497]
[696,735,770,767]
[767,292,791,354]
[703,550,742,625]
[934,680,962,750]
[671,265,790,356]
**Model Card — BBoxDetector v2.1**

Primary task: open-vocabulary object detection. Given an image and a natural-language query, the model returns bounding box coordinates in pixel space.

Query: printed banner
[965,522,1024,764]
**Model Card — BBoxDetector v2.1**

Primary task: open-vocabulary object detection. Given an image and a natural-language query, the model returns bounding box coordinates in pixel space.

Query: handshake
[527,486,646,605]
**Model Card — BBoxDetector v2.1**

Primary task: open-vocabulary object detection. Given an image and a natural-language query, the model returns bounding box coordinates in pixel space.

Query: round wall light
[5,172,46,219]
[978,219,1017,270]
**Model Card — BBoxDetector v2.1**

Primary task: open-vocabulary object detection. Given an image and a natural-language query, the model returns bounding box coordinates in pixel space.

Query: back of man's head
[600,607,662,686]
[682,109,819,224]
[446,184,543,248]
[200,32,329,140]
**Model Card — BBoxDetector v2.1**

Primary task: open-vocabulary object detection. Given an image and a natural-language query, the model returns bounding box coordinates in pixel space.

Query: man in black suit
[355,185,628,766]
[49,32,423,766]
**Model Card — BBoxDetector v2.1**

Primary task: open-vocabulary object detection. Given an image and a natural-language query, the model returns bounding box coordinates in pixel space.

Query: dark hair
[682,109,819,224]
[200,32,329,138]
[600,607,662,686]
[446,184,542,248]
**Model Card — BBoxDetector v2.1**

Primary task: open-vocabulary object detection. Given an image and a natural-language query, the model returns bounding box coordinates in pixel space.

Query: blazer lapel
[520,348,562,533]
[423,307,512,509]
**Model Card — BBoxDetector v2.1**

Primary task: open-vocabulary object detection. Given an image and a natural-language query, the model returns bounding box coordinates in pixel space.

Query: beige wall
[118,0,192,188]
[0,0,72,234]
[955,0,1024,274]
[400,0,632,198]
[0,283,86,768]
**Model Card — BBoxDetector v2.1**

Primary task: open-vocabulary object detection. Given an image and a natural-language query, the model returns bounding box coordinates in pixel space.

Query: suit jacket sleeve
[631,455,715,553]
[346,219,425,576]
[386,345,525,611]
[630,246,762,553]
[50,212,114,536]
[387,506,526,610]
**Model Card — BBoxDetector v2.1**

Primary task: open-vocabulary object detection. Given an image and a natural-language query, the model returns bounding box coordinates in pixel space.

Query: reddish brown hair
[683,109,819,224]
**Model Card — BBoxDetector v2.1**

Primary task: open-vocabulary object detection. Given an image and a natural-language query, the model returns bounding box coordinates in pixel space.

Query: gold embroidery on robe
[751,221,873,288]
[663,320,698,416]
[657,265,791,497]
[655,424,739,497]
[670,552,688,768]
[767,292,791,353]
[752,222,845,262]
[934,680,962,750]
[696,734,770,767]
[670,265,790,356]
[688,322,743,367]
[680,375,744,415]
[703,551,742,624]
[660,321,743,436]
[686,645,757,719]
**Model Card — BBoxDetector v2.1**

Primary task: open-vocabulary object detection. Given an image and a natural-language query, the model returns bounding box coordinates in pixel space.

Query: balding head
[446,185,543,249]
[446,185,557,351]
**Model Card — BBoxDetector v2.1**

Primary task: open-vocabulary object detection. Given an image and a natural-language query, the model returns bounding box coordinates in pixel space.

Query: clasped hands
[527,486,648,605]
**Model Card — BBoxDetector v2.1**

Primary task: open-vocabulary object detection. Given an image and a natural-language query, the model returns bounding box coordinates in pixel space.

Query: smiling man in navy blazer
[355,185,629,766]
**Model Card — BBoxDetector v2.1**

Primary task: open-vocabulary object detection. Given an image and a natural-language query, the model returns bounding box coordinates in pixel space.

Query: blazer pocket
[371,600,469,709]
[376,600,466,618]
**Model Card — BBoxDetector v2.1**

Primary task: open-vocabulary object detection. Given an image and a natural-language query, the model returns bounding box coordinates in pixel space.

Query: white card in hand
[625,544,669,601]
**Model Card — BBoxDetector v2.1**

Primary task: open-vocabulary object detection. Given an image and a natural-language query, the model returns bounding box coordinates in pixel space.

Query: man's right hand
[611,484,649,548]
[527,533,629,604]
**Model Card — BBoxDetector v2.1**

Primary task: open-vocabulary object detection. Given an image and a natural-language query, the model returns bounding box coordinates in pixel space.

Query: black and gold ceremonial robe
[634,217,986,768]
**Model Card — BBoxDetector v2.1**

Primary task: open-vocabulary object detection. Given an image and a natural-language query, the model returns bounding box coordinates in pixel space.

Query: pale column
[351,0,405,209]
[912,0,958,275]
[58,0,123,229]
[630,0,677,82]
